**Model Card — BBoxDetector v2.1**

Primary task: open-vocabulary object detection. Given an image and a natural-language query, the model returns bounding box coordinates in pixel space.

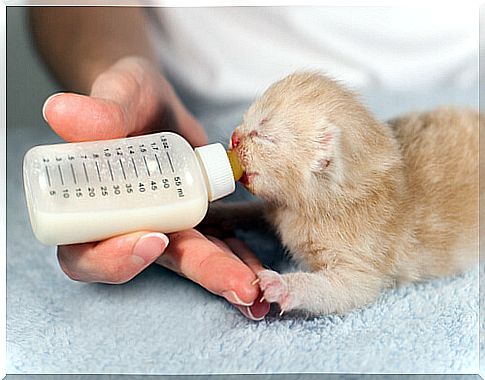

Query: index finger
[155,229,260,306]
[223,237,266,275]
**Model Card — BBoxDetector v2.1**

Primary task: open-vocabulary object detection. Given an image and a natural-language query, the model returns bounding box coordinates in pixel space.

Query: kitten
[208,72,479,316]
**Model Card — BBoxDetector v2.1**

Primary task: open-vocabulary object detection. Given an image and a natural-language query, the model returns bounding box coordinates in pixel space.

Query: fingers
[224,237,266,275]
[58,227,269,320]
[43,93,128,142]
[57,232,169,284]
[162,231,270,321]
[42,61,155,141]
[89,60,166,137]
[216,237,271,321]
[156,229,260,306]
[235,298,271,321]
[42,56,208,146]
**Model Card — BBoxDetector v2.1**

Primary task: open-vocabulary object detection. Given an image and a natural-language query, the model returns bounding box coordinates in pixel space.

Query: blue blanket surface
[7,89,481,375]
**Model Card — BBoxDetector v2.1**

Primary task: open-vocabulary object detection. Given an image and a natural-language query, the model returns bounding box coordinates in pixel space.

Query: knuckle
[116,56,148,72]
[170,229,200,240]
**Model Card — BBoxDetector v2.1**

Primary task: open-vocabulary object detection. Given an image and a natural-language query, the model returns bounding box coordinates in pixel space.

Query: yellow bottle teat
[226,150,244,181]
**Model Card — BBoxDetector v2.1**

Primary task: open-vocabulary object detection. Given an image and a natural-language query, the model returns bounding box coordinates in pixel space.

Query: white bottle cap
[195,143,235,201]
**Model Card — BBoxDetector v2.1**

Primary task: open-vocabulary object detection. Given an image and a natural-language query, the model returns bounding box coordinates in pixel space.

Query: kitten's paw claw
[257,270,292,313]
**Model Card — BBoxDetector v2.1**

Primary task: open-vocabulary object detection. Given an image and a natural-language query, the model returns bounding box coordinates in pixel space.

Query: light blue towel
[7,88,480,374]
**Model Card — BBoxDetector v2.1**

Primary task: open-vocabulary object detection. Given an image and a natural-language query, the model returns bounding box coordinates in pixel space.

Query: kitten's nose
[230,130,241,149]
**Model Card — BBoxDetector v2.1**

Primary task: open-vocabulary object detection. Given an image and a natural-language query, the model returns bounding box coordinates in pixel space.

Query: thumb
[42,72,208,145]
[42,61,146,142]
[43,92,129,142]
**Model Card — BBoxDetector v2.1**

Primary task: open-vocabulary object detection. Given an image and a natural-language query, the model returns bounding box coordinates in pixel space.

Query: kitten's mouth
[240,172,258,187]
[227,134,258,188]
[240,172,249,186]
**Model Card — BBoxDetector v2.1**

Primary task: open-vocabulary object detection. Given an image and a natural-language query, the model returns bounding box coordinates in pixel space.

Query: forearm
[29,7,158,93]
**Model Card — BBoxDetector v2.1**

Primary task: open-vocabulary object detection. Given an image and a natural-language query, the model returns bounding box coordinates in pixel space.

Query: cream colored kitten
[210,72,479,316]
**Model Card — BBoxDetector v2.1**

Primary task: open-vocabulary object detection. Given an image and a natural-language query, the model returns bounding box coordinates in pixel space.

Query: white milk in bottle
[23,132,242,245]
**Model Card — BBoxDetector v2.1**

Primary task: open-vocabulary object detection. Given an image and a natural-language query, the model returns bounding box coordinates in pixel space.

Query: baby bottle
[23,132,242,245]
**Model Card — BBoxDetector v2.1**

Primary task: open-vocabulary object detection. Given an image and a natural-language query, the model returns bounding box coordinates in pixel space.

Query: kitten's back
[388,107,479,276]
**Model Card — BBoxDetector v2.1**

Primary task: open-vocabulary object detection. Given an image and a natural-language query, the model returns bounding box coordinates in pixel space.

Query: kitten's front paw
[257,270,293,314]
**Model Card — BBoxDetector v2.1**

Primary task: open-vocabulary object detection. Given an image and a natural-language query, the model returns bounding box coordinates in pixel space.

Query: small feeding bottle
[23,132,243,245]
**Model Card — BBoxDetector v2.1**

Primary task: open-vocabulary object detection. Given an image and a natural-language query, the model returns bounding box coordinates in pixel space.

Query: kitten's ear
[310,129,338,173]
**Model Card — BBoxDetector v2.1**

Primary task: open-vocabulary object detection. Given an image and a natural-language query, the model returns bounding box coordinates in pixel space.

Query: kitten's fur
[206,72,479,316]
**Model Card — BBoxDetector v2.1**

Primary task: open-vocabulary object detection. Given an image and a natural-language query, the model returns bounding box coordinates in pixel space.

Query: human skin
[29,7,269,320]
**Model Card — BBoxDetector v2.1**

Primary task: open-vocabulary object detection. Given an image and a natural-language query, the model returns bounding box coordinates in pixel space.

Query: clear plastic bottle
[23,132,241,245]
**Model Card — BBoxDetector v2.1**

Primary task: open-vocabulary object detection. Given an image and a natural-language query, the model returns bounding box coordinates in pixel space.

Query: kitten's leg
[258,268,387,315]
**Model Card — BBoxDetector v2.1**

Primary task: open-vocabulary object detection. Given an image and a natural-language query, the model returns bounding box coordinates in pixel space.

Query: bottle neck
[194,143,236,202]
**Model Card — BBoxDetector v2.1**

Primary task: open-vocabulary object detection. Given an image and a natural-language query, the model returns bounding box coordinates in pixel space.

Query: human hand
[42,56,270,320]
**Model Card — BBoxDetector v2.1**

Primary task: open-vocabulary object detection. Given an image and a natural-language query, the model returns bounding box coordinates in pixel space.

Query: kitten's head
[230,72,350,203]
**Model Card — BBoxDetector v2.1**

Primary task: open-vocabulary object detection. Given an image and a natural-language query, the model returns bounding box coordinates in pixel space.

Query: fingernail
[132,233,169,265]
[222,290,253,307]
[246,306,265,321]
[234,301,269,321]
[42,92,64,122]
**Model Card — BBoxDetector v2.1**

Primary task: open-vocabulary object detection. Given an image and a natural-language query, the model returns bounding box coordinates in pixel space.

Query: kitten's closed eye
[248,130,276,144]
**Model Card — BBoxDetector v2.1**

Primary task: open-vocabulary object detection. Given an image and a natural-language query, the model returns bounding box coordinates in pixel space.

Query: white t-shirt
[147,7,477,105]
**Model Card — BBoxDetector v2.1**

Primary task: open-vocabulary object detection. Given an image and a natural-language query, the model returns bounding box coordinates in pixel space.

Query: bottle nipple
[226,150,244,181]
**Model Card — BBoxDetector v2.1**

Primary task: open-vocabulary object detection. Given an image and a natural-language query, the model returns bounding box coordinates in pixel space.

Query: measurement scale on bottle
[35,134,186,202]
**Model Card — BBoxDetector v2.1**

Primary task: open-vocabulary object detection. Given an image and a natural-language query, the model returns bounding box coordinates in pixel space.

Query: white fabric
[148,7,478,104]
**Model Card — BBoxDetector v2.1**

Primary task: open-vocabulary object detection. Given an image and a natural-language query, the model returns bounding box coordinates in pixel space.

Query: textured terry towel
[6,89,480,375]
